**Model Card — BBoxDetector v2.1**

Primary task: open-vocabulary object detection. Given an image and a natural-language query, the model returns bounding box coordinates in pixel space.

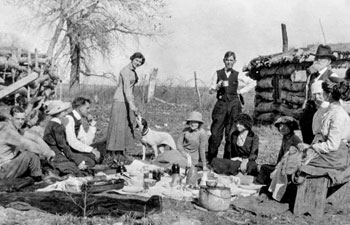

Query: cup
[222,80,229,87]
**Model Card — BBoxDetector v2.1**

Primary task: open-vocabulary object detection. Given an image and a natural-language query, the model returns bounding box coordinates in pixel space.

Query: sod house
[243,43,350,124]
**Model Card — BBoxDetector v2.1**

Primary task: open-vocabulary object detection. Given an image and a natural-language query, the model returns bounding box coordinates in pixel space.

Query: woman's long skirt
[308,142,350,169]
[106,101,135,151]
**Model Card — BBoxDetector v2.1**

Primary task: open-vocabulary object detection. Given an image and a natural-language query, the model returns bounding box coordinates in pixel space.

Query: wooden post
[146,68,158,103]
[281,23,288,52]
[34,48,39,71]
[0,72,39,99]
[194,71,202,111]
[11,69,17,105]
[294,177,328,217]
[141,74,147,103]
[27,50,31,72]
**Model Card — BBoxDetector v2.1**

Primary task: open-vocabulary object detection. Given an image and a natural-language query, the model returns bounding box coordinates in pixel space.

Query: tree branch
[80,71,118,83]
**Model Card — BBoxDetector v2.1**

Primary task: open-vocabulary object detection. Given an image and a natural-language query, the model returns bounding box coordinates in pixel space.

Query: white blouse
[312,102,350,153]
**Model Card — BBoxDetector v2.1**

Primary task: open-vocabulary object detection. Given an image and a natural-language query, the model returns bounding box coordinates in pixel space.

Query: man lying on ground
[0,106,54,181]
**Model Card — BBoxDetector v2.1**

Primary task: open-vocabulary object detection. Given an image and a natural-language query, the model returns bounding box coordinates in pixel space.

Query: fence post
[281,23,288,52]
[141,74,147,103]
[146,68,158,103]
[194,71,202,111]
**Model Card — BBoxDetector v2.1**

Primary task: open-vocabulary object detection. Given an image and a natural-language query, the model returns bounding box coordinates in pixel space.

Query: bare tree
[7,0,167,89]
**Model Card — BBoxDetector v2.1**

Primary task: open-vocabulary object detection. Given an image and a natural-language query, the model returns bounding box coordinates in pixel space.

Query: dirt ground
[2,92,350,225]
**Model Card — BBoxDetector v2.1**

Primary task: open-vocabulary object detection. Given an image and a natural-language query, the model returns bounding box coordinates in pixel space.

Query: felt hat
[311,44,336,61]
[45,100,71,115]
[235,113,253,130]
[186,111,204,123]
[274,116,299,131]
[311,80,323,94]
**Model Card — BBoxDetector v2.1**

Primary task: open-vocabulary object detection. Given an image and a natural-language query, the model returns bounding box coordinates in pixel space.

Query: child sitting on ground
[155,111,208,169]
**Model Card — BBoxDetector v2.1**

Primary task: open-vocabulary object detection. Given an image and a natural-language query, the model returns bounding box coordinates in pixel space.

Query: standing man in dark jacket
[299,44,339,144]
[207,51,255,163]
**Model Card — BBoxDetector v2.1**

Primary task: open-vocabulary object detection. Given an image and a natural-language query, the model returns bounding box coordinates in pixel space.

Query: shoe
[114,151,134,165]
[292,172,306,184]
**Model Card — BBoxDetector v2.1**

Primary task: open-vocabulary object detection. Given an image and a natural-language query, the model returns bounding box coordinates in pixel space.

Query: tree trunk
[67,19,81,91]
[46,16,65,60]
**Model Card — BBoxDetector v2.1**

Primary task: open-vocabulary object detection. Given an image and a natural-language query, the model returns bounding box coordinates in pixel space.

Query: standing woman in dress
[106,52,145,161]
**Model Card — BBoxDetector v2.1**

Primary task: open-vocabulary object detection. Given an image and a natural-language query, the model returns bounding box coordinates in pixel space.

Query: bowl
[206,179,218,188]
[238,175,254,185]
[144,178,157,189]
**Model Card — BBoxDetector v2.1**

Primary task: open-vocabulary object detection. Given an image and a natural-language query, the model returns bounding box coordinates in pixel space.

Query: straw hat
[45,100,71,115]
[186,111,204,123]
[274,116,299,131]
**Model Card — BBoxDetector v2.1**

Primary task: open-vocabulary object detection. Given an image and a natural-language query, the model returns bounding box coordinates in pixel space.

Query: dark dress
[256,133,302,185]
[43,120,86,176]
[211,130,259,176]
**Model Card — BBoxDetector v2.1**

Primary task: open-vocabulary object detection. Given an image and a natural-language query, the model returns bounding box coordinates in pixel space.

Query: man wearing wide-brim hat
[299,44,340,144]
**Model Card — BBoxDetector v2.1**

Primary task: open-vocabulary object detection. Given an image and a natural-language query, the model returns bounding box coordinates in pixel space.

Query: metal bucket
[199,186,231,211]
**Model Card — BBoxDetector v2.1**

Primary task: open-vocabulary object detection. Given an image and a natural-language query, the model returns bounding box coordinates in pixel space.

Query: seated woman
[299,80,350,170]
[267,81,350,201]
[155,111,207,169]
[211,113,259,176]
[256,116,302,185]
[43,101,86,177]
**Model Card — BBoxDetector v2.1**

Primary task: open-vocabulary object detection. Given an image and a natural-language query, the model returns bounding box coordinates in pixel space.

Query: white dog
[135,115,177,160]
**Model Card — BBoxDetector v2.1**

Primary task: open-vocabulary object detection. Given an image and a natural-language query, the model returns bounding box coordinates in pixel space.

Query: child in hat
[177,111,207,170]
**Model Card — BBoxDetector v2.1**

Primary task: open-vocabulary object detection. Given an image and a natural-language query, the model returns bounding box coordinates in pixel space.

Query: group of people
[155,45,350,202]
[206,45,350,201]
[1,45,350,203]
[0,97,105,181]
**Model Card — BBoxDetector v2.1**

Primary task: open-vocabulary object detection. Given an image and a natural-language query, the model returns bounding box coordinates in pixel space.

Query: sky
[0,0,349,86]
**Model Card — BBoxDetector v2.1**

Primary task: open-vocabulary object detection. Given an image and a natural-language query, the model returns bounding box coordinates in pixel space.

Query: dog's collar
[142,127,150,136]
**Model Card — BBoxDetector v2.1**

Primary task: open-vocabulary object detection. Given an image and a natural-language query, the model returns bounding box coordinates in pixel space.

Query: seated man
[0,107,54,181]
[65,97,104,169]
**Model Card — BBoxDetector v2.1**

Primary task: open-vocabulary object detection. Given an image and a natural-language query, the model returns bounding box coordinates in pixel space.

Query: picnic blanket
[0,191,162,218]
[32,160,262,201]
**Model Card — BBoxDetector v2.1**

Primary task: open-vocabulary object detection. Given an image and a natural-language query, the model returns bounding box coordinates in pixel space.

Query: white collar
[314,67,328,82]
[320,101,329,108]
[51,117,61,124]
[72,110,82,120]
[318,67,328,76]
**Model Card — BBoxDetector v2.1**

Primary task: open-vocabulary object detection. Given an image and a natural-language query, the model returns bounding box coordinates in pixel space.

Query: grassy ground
[1,84,350,224]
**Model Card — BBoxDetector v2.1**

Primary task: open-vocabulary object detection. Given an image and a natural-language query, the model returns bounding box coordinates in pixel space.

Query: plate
[122,186,143,193]
[239,183,264,190]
